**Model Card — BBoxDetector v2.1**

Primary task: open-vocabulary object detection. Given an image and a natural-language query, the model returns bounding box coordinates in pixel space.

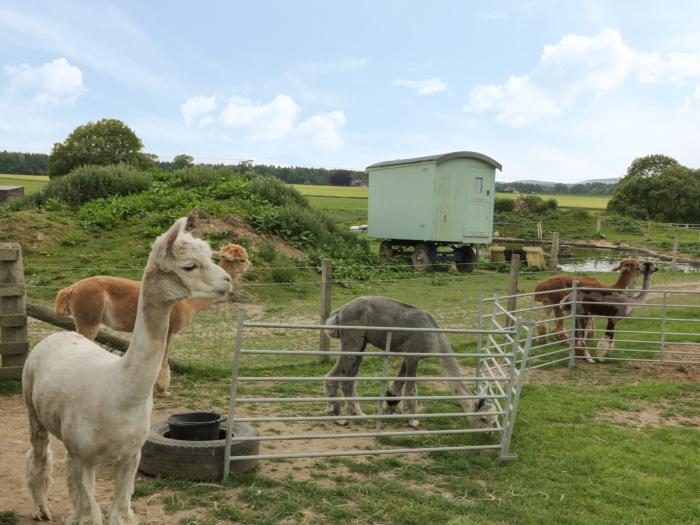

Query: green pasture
[0,174,48,194]
[292,184,611,210]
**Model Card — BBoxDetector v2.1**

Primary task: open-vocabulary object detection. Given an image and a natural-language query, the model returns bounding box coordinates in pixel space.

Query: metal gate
[223,311,535,479]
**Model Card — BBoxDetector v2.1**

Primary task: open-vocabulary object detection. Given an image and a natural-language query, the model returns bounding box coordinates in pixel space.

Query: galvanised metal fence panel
[223,311,534,480]
[479,287,700,370]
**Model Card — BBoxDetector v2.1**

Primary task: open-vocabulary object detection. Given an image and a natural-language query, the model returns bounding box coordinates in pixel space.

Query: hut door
[463,167,491,237]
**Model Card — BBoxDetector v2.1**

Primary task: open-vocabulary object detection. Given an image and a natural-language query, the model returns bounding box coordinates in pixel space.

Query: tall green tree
[47,119,151,178]
[607,155,700,222]
[172,154,194,170]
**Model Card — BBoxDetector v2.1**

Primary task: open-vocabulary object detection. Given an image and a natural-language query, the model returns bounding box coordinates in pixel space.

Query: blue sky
[1,1,700,182]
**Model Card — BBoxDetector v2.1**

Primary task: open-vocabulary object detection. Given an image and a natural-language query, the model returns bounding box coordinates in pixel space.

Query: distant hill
[510,178,618,187]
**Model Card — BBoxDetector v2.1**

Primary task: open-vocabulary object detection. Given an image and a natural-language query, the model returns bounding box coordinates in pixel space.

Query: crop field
[293,184,611,210]
[0,174,48,194]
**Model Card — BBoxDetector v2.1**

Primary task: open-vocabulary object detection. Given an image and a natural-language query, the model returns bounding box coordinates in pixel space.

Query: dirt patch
[598,402,700,430]
[189,213,304,259]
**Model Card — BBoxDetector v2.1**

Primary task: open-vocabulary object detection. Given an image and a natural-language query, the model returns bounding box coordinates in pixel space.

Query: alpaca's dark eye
[183,264,197,272]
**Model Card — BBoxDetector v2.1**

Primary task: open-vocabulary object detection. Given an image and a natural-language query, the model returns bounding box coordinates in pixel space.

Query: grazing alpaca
[533,258,641,342]
[23,218,231,524]
[54,243,250,395]
[325,296,497,429]
[562,261,657,363]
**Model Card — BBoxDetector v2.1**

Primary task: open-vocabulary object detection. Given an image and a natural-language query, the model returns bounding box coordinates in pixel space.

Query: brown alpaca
[533,258,641,345]
[54,243,251,396]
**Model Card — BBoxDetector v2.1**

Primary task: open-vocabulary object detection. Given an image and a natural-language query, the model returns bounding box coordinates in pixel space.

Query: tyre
[411,243,434,272]
[378,241,393,264]
[455,246,477,273]
[139,420,259,480]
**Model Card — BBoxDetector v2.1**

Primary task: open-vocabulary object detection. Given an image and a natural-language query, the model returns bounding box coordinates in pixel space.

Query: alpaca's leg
[536,306,551,341]
[596,320,616,362]
[155,341,172,397]
[325,334,365,424]
[25,406,52,521]
[341,354,366,418]
[109,452,140,525]
[65,454,88,524]
[552,306,568,341]
[384,361,406,414]
[402,359,420,429]
[81,464,102,524]
[572,317,595,364]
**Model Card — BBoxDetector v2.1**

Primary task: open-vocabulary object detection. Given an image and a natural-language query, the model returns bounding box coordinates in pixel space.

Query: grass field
[0,174,48,194]
[293,184,611,210]
[0,179,698,524]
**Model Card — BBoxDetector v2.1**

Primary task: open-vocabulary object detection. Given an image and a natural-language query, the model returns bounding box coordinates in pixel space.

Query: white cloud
[465,28,700,126]
[219,95,301,140]
[180,95,218,125]
[393,77,448,95]
[181,93,347,150]
[297,110,346,151]
[4,57,83,104]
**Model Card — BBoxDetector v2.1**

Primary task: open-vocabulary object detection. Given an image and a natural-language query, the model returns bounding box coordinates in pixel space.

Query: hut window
[475,177,483,193]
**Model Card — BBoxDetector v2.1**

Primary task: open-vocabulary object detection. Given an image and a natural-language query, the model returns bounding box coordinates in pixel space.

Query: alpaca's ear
[612,262,622,271]
[165,217,188,253]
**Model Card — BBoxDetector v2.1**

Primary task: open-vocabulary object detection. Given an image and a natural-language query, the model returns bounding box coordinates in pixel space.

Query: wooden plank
[0,247,19,261]
[26,303,130,352]
[0,341,28,355]
[0,366,23,379]
[0,314,26,327]
[0,284,24,297]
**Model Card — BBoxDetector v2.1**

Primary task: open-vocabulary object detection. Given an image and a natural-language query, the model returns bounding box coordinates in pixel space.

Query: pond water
[558,249,700,273]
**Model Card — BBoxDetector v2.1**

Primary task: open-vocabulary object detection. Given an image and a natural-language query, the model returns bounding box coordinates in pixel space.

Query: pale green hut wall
[367,162,435,240]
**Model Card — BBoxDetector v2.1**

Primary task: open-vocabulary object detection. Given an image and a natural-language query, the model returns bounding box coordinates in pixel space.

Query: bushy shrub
[606,215,642,234]
[168,165,242,187]
[568,208,591,219]
[246,176,308,207]
[11,164,152,209]
[494,197,515,213]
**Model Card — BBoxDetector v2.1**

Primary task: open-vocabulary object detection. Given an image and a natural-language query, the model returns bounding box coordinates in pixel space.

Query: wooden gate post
[672,233,679,271]
[0,243,28,379]
[507,254,520,323]
[319,259,332,363]
[550,232,560,271]
[596,217,602,233]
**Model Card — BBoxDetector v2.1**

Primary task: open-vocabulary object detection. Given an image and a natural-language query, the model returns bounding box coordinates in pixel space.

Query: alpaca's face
[213,244,253,276]
[154,219,232,301]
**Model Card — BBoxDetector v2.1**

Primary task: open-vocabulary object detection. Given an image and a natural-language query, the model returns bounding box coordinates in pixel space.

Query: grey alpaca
[324,296,495,428]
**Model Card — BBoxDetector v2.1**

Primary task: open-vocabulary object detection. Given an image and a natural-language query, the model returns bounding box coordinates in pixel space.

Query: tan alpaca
[24,217,232,524]
[54,243,251,396]
[533,258,641,343]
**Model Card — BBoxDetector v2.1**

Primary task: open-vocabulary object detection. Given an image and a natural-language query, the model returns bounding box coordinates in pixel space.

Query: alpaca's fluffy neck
[611,268,636,289]
[118,265,177,402]
[630,268,654,302]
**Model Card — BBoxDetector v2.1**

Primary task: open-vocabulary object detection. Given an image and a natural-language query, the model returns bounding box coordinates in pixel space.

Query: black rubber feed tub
[139,420,259,480]
[167,411,223,441]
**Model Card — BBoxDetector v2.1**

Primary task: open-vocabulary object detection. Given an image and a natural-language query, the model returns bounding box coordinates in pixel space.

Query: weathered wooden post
[319,259,332,363]
[550,232,560,271]
[0,243,28,379]
[507,254,520,324]
[536,221,543,239]
[672,233,679,271]
[596,217,602,234]
[646,220,651,235]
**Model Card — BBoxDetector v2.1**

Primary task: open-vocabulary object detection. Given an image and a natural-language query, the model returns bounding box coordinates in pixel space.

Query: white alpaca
[22,217,232,525]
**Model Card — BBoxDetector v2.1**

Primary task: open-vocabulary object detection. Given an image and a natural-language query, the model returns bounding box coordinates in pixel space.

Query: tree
[47,119,151,178]
[172,154,194,170]
[608,155,700,222]
[329,170,353,186]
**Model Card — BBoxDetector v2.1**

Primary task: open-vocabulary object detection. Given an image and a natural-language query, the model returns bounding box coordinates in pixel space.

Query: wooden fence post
[646,220,651,235]
[319,259,332,363]
[596,217,602,234]
[507,254,520,321]
[0,243,28,379]
[536,222,543,239]
[550,232,560,271]
[672,233,679,271]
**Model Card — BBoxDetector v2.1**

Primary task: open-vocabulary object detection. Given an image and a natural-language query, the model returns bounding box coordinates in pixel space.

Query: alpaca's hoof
[156,390,173,397]
[31,505,51,521]
[407,419,420,429]
[335,418,348,426]
[586,357,596,364]
[596,356,606,362]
